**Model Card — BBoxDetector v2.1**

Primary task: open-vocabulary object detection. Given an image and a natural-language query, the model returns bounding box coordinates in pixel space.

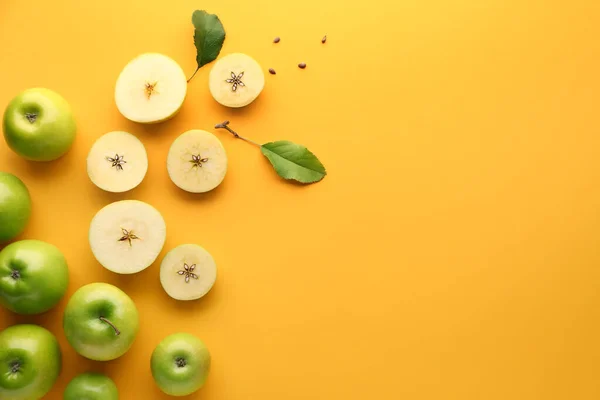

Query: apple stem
[214,121,261,147]
[187,67,200,83]
[10,270,20,280]
[99,317,121,336]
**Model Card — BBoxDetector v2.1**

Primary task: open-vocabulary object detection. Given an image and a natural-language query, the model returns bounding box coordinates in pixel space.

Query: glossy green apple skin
[63,283,139,361]
[151,333,211,397]
[0,324,62,400]
[0,172,31,242]
[3,88,76,161]
[0,240,69,315]
[64,372,118,400]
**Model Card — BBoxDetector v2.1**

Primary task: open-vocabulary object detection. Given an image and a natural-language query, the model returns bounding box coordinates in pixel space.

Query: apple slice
[160,244,217,301]
[115,53,187,123]
[87,131,148,193]
[209,53,265,108]
[89,200,166,274]
[167,130,228,193]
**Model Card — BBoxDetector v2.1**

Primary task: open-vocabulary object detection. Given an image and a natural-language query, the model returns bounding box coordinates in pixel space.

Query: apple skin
[64,372,119,400]
[3,88,76,161]
[0,239,69,315]
[63,283,139,361]
[151,333,211,397]
[0,172,31,242]
[0,324,62,400]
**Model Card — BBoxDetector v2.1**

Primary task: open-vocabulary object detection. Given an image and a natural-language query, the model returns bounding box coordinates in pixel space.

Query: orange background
[1,0,600,399]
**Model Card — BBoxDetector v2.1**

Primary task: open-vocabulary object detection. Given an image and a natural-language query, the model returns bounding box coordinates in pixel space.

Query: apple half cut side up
[167,130,228,193]
[160,244,217,301]
[87,131,148,193]
[115,53,187,124]
[209,53,265,108]
[89,200,166,274]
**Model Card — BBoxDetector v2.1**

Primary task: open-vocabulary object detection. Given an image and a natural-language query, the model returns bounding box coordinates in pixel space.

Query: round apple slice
[209,53,265,108]
[167,130,228,193]
[89,200,166,274]
[87,131,148,193]
[115,53,187,123]
[160,244,217,301]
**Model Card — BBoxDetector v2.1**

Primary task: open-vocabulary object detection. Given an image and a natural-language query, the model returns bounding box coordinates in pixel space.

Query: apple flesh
[63,282,139,361]
[3,88,76,161]
[64,372,118,400]
[0,172,31,242]
[151,333,211,396]
[0,239,69,314]
[0,324,62,400]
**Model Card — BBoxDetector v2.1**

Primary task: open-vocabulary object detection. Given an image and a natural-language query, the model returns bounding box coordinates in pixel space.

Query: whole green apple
[63,283,139,361]
[0,172,31,242]
[151,333,211,397]
[0,239,69,314]
[64,372,118,400]
[3,88,76,161]
[0,324,62,400]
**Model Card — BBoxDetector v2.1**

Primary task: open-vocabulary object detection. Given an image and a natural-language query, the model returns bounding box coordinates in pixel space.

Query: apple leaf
[192,10,225,70]
[260,141,327,184]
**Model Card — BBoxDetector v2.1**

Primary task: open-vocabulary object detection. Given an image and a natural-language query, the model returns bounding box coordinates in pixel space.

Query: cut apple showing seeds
[87,131,148,193]
[115,53,187,123]
[89,200,166,274]
[160,244,217,301]
[209,53,265,108]
[167,130,228,193]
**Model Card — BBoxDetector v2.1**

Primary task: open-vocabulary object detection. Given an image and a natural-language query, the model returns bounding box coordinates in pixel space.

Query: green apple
[3,88,76,161]
[63,283,139,361]
[151,333,211,397]
[0,324,61,400]
[0,172,31,242]
[0,240,69,314]
[64,372,118,400]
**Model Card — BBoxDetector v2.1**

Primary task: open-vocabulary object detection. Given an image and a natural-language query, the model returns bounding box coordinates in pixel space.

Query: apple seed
[145,81,158,99]
[118,228,140,247]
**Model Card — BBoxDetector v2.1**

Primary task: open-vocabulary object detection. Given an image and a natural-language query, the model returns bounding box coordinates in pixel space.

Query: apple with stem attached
[3,88,76,161]
[0,324,62,400]
[63,283,139,361]
[0,239,69,315]
[0,172,31,242]
[151,333,211,396]
[64,372,118,400]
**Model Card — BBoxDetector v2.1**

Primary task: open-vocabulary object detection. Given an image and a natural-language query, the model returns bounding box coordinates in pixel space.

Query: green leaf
[260,141,327,184]
[192,10,226,69]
